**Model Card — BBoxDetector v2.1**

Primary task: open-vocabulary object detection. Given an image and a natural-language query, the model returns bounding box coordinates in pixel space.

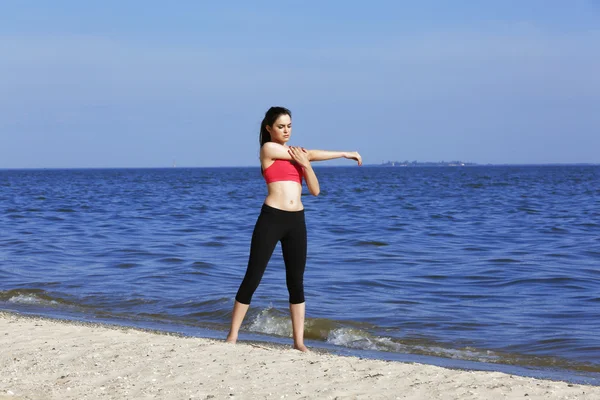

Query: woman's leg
[226,301,249,343]
[281,213,308,351]
[289,302,307,351]
[227,209,280,343]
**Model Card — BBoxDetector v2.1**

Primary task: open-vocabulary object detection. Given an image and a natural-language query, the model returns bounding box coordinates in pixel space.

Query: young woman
[226,106,362,351]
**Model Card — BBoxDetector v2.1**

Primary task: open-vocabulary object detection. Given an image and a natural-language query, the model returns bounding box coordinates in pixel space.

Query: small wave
[8,294,58,306]
[248,307,292,337]
[326,328,503,365]
[0,289,71,308]
[327,327,405,352]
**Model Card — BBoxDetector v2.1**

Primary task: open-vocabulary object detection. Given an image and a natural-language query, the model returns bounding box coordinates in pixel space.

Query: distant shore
[2,311,599,399]
[378,161,600,167]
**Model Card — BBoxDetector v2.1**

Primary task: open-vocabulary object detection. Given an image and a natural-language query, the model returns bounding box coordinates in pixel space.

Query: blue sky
[1,1,599,168]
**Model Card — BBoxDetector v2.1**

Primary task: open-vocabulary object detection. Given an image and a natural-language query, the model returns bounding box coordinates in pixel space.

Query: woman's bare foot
[293,343,309,352]
[225,334,237,344]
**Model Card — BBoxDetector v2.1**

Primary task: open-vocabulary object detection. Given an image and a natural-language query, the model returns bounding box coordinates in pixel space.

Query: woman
[226,106,362,351]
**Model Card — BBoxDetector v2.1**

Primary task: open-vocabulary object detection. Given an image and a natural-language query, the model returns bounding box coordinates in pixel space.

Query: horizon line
[1,162,599,170]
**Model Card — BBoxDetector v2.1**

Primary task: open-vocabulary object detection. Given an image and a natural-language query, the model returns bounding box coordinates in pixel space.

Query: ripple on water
[357,240,389,247]
[201,241,225,247]
[517,207,540,214]
[427,232,456,237]
[116,263,138,269]
[488,258,520,263]
[188,261,214,271]
[159,257,185,264]
[465,183,484,189]
[430,214,456,220]
[462,246,488,251]
[545,226,569,234]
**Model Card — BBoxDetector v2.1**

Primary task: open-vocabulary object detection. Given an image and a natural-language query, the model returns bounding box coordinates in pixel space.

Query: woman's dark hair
[259,106,292,147]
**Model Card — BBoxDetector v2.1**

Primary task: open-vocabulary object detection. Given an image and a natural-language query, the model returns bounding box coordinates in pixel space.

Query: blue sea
[1,166,599,384]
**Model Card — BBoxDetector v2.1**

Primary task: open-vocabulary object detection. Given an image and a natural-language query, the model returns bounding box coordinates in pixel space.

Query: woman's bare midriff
[264,181,304,211]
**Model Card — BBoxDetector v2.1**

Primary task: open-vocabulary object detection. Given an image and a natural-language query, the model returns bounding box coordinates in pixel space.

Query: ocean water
[1,166,599,383]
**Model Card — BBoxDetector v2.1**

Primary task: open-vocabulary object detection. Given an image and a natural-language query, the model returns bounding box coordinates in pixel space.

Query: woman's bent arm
[303,164,320,196]
[288,146,320,196]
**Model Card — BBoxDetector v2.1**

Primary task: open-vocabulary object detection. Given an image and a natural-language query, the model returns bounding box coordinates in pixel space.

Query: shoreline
[2,311,600,399]
[3,307,598,385]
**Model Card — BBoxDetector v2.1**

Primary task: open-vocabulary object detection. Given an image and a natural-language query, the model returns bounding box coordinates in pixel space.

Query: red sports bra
[263,159,304,184]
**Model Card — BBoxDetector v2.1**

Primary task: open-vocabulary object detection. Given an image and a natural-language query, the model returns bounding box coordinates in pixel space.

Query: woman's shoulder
[261,142,289,161]
[262,142,285,151]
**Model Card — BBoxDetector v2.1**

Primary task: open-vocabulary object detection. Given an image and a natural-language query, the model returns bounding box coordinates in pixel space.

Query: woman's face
[266,114,292,145]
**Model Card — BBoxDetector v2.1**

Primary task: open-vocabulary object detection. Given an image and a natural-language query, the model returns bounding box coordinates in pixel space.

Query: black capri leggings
[235,203,307,305]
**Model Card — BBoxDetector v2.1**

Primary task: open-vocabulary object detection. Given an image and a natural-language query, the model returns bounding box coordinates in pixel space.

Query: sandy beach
[0,312,600,400]
[0,312,597,400]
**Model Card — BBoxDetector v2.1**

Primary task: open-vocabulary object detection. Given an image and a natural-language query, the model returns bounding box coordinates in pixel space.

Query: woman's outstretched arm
[306,149,362,166]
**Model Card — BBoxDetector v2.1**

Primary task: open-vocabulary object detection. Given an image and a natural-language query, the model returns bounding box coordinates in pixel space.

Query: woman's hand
[288,146,311,169]
[344,151,363,166]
